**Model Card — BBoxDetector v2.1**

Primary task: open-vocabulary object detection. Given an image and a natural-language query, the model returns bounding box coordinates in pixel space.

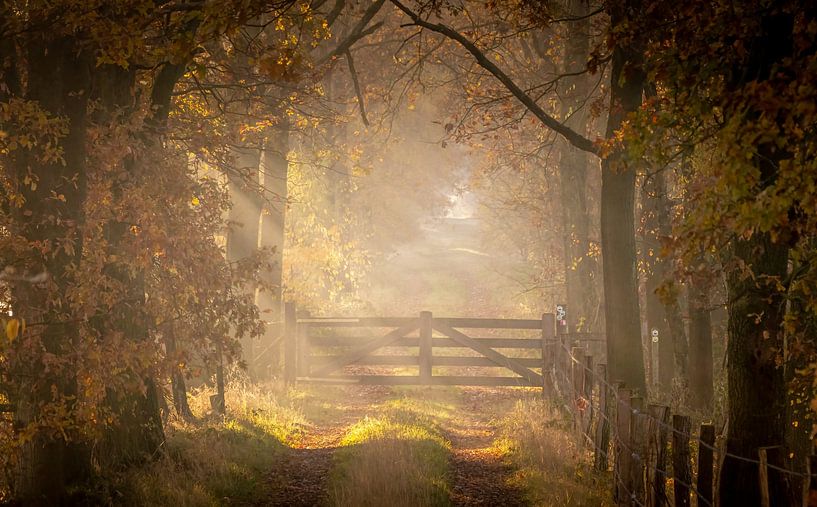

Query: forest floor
[118,379,612,506]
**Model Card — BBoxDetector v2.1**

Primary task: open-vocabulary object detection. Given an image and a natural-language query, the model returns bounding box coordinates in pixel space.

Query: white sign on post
[556,304,566,322]
[651,328,659,343]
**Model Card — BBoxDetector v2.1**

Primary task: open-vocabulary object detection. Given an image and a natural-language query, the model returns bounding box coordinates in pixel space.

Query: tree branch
[317,0,386,65]
[389,0,599,155]
[345,49,369,126]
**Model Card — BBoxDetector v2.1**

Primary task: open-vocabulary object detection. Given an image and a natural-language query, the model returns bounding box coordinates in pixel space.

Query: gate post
[283,302,296,383]
[541,313,555,396]
[420,311,433,383]
[297,310,311,377]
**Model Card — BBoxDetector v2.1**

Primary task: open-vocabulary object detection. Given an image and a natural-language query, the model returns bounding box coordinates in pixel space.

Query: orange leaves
[0,98,68,164]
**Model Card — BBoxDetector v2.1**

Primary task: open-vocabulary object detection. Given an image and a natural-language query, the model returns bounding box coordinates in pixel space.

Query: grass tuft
[494,396,613,506]
[328,392,453,507]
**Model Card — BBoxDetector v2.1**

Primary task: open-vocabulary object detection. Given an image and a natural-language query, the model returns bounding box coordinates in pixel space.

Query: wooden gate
[283,305,557,388]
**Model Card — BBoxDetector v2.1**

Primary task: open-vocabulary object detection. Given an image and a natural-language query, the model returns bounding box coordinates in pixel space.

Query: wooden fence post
[594,364,610,472]
[571,346,586,446]
[629,396,646,504]
[296,310,311,377]
[759,447,771,507]
[615,385,632,505]
[541,313,555,396]
[807,455,817,507]
[672,414,692,507]
[283,302,296,383]
[697,424,715,506]
[559,334,571,392]
[584,354,594,436]
[645,404,670,507]
[759,446,785,507]
[419,311,432,383]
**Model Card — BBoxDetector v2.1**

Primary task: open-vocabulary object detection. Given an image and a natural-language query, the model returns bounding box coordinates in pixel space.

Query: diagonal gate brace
[433,322,543,385]
[310,324,418,377]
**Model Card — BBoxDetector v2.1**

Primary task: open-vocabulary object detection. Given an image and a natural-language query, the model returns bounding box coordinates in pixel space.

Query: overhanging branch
[317,0,387,65]
[346,50,370,126]
[389,0,599,156]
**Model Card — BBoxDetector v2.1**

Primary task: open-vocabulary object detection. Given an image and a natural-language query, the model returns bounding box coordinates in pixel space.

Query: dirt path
[259,385,390,506]
[261,428,340,506]
[259,385,527,506]
[448,389,527,507]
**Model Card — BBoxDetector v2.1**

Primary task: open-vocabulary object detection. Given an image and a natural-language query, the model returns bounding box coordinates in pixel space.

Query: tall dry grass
[495,396,612,506]
[114,371,306,506]
[327,395,453,507]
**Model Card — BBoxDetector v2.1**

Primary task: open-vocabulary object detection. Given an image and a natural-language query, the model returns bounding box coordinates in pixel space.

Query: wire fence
[546,337,813,506]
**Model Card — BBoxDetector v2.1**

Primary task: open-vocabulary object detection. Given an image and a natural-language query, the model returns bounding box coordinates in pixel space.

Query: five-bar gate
[283,305,558,388]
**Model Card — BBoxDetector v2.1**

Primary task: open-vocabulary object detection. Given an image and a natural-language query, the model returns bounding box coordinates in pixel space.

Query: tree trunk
[92,62,166,470]
[718,13,793,505]
[165,323,195,421]
[601,1,647,394]
[559,0,601,334]
[10,35,92,504]
[256,121,290,376]
[719,233,789,504]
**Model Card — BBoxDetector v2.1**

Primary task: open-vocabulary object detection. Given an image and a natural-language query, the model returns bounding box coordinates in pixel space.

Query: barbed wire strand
[551,364,712,507]
[553,342,809,480]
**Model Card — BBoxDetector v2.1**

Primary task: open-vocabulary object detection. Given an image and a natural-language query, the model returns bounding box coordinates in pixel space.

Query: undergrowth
[495,396,612,506]
[112,375,305,506]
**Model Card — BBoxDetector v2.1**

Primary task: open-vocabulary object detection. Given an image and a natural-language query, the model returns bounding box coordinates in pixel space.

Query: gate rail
[283,304,566,388]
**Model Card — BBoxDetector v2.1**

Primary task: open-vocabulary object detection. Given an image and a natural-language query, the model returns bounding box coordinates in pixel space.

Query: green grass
[327,391,454,507]
[112,377,306,506]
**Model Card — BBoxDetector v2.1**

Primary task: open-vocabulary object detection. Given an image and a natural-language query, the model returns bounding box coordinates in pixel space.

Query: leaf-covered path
[257,385,529,506]
[448,389,527,506]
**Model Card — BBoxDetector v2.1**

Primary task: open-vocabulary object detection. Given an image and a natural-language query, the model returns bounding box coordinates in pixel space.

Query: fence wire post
[571,346,586,446]
[672,414,692,507]
[584,354,594,438]
[807,455,817,506]
[645,404,670,507]
[615,384,632,505]
[594,364,610,472]
[697,424,715,506]
[630,395,646,503]
[540,313,555,396]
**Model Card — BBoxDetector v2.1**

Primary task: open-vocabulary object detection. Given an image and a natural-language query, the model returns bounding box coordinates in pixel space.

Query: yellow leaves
[2,318,23,343]
[191,196,201,206]
[5,319,18,341]
[23,175,37,191]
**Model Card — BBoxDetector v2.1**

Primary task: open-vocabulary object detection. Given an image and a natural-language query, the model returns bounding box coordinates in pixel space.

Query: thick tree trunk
[256,122,290,376]
[559,0,601,334]
[718,13,794,505]
[601,1,647,393]
[10,36,92,504]
[719,234,789,504]
[92,63,166,470]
